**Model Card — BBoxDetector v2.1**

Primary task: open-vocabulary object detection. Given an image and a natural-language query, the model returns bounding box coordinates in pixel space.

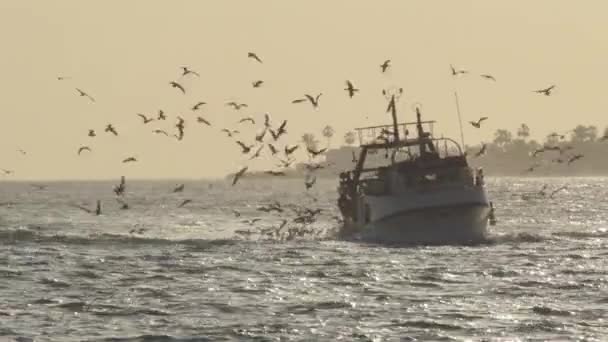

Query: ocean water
[0,177,607,341]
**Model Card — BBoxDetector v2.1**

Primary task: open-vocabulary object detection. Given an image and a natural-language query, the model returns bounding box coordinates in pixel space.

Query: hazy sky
[1,1,606,180]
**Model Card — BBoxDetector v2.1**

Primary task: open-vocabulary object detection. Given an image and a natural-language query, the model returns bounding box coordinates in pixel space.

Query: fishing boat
[337,93,496,244]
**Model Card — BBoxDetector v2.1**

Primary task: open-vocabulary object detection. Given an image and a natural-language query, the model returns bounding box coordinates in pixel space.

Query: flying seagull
[307,146,327,158]
[252,80,264,88]
[157,110,166,120]
[236,141,253,154]
[232,166,248,186]
[285,145,299,156]
[474,143,487,158]
[534,85,556,96]
[173,184,185,193]
[469,117,488,128]
[226,102,248,110]
[178,199,192,208]
[105,124,118,136]
[380,60,391,73]
[480,74,496,81]
[255,128,267,142]
[169,81,186,94]
[247,52,263,63]
[137,113,154,124]
[181,66,200,77]
[196,117,211,126]
[239,117,255,125]
[250,145,264,160]
[221,129,239,137]
[191,102,206,111]
[76,88,95,102]
[153,129,169,136]
[304,174,317,190]
[122,157,137,163]
[450,64,468,76]
[88,129,96,137]
[295,93,322,109]
[567,154,583,165]
[344,80,359,98]
[78,146,91,155]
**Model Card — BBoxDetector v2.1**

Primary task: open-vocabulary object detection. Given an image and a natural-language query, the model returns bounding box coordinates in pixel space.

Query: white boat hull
[353,204,490,244]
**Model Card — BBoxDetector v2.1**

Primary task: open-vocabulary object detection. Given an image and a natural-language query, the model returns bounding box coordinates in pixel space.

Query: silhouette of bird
[265,170,286,176]
[88,129,96,137]
[255,128,267,142]
[113,176,126,196]
[304,93,322,109]
[196,117,211,126]
[291,98,307,104]
[137,113,154,124]
[270,120,287,140]
[232,209,241,217]
[252,80,264,88]
[116,198,129,210]
[226,102,248,110]
[105,124,118,136]
[178,199,192,208]
[567,154,584,165]
[153,129,169,136]
[57,76,71,81]
[16,149,26,155]
[307,146,327,157]
[239,117,255,125]
[175,117,185,140]
[191,102,206,111]
[277,158,293,168]
[469,117,488,128]
[122,157,137,163]
[221,129,239,137]
[380,60,391,73]
[304,175,317,190]
[173,184,185,193]
[1,169,14,175]
[344,80,359,98]
[169,81,186,94]
[247,52,263,63]
[450,64,468,76]
[480,74,496,81]
[263,113,271,128]
[181,66,200,77]
[268,143,279,155]
[285,145,299,156]
[474,143,487,158]
[534,85,556,96]
[250,145,264,160]
[549,186,568,199]
[77,146,91,155]
[72,200,101,216]
[157,110,166,120]
[236,141,253,154]
[232,166,248,186]
[76,88,95,102]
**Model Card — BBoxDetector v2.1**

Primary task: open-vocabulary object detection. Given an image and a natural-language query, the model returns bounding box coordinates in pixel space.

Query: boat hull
[345,203,490,245]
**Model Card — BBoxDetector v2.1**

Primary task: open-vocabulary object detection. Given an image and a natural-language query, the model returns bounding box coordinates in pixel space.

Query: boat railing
[354,121,436,146]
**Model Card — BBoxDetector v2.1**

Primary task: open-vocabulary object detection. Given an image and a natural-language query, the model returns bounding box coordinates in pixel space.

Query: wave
[532,305,574,317]
[93,335,212,342]
[387,319,464,331]
[486,232,548,244]
[552,230,608,239]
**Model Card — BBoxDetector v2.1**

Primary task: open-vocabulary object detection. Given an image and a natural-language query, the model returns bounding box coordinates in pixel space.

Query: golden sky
[0,1,606,180]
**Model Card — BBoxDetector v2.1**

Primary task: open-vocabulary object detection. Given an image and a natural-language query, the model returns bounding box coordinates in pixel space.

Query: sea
[0,177,606,341]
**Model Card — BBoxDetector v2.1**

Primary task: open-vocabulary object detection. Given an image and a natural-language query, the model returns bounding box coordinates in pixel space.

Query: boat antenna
[454,91,466,149]
[383,87,404,143]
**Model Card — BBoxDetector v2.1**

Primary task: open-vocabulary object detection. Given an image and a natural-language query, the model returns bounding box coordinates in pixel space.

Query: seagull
[255,128,267,142]
[232,166,248,186]
[474,143,487,158]
[77,146,91,155]
[304,93,322,109]
[268,143,279,155]
[136,113,155,124]
[247,52,263,63]
[480,74,496,81]
[270,120,287,140]
[265,170,286,176]
[239,117,256,125]
[88,129,96,137]
[221,129,239,138]
[242,218,262,225]
[175,117,185,140]
[178,199,192,208]
[76,88,95,102]
[1,169,14,175]
[157,110,166,120]
[380,60,391,73]
[252,80,264,88]
[169,81,186,94]
[344,80,359,98]
[181,66,200,77]
[232,209,241,217]
[105,124,118,136]
[113,176,126,196]
[122,157,137,163]
[304,175,317,190]
[191,102,206,111]
[226,102,248,110]
[307,146,327,158]
[72,200,101,216]
[236,141,253,154]
[196,117,211,126]
[116,198,129,210]
[16,149,26,155]
[57,76,71,81]
[567,154,584,165]
[291,98,307,104]
[549,186,568,199]
[277,158,294,168]
[450,64,468,76]
[534,85,556,96]
[469,117,488,128]
[263,113,271,128]
[284,145,299,156]
[249,145,264,160]
[153,129,169,136]
[172,184,185,193]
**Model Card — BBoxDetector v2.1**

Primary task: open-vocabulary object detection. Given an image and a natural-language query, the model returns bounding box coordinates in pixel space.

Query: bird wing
[346,80,353,89]
[292,99,306,104]
[304,94,315,104]
[278,120,287,132]
[479,117,488,123]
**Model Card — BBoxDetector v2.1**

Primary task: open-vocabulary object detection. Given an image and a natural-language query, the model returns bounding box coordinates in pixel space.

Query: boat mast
[454,91,466,149]
[389,95,400,143]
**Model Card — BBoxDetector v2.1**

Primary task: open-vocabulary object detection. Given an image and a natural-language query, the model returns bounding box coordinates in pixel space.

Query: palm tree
[301,133,319,150]
[322,125,335,147]
[344,131,356,146]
